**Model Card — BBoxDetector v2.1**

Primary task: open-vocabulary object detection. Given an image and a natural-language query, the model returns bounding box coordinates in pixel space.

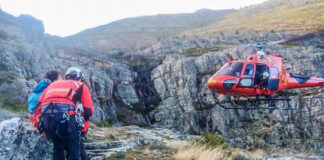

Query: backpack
[28,79,51,114]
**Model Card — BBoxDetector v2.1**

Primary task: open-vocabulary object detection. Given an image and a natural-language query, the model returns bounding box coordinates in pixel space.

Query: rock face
[0,9,145,124]
[0,118,52,160]
[0,118,199,160]
[150,44,324,154]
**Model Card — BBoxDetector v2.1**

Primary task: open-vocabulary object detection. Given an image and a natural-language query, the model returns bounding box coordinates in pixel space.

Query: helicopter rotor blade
[270,33,316,45]
[238,33,318,53]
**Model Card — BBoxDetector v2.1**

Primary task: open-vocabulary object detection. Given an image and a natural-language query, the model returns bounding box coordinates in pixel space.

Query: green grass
[132,122,152,128]
[0,96,27,112]
[105,149,168,160]
[187,0,324,36]
[182,47,216,57]
[124,58,150,66]
[195,132,228,149]
[94,120,114,128]
[165,136,172,140]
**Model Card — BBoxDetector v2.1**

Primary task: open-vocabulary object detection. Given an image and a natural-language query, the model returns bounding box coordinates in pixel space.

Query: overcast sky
[0,0,267,37]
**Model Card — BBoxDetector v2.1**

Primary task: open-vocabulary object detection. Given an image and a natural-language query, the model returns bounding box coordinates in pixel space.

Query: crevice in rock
[131,64,161,124]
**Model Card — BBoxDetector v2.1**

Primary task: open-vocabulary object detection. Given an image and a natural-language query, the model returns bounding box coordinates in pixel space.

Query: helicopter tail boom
[286,73,324,89]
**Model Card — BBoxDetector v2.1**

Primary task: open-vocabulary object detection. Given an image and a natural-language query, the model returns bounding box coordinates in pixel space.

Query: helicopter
[206,34,324,110]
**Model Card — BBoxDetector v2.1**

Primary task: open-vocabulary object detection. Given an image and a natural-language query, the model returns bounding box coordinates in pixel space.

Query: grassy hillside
[69,9,235,51]
[185,0,324,36]
[69,0,323,51]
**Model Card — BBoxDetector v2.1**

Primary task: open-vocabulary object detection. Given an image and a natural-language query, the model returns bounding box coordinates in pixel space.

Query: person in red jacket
[33,67,94,160]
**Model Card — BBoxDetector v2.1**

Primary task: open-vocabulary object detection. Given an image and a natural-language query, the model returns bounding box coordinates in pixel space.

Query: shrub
[1,96,27,112]
[105,152,126,160]
[182,47,215,57]
[149,141,167,150]
[0,62,9,71]
[109,134,116,140]
[115,152,126,158]
[165,136,172,140]
[132,122,151,128]
[125,58,149,66]
[0,30,9,40]
[117,113,126,122]
[232,154,249,160]
[196,132,228,149]
[0,73,16,85]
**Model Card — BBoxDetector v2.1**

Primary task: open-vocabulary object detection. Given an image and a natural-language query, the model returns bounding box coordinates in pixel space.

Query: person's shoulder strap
[72,83,84,105]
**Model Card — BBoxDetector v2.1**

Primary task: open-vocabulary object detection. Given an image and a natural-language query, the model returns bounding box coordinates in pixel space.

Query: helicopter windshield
[219,62,243,77]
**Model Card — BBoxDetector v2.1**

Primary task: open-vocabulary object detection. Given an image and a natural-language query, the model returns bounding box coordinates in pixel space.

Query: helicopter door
[237,64,255,88]
[255,63,268,85]
[268,67,280,91]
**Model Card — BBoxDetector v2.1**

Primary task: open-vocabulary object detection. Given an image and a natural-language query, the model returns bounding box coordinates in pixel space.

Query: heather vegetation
[187,0,324,36]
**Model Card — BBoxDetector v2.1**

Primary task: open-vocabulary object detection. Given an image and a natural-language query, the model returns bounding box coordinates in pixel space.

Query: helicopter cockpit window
[244,64,254,77]
[219,62,243,77]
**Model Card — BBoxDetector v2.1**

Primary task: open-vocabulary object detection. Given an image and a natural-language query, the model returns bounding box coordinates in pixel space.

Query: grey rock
[0,118,52,160]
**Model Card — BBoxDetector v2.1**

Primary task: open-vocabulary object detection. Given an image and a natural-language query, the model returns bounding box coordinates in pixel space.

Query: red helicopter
[207,35,324,110]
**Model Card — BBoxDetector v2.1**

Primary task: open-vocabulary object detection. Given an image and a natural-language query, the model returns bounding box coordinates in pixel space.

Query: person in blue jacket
[28,70,62,120]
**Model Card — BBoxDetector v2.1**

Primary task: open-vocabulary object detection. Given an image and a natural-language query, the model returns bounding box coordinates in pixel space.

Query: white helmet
[262,71,270,78]
[65,67,84,81]
[257,51,266,59]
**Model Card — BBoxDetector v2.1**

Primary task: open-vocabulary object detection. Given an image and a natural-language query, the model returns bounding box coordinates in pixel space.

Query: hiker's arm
[81,84,94,133]
[32,88,47,127]
[81,84,94,119]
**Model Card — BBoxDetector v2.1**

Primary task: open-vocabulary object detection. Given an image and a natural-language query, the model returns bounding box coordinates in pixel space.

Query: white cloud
[0,0,268,37]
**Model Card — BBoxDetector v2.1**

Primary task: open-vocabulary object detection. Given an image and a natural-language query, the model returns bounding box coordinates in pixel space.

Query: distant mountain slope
[0,9,44,43]
[185,0,324,36]
[69,9,235,51]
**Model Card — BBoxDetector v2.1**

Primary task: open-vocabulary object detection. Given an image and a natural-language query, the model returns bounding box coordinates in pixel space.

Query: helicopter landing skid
[216,92,294,110]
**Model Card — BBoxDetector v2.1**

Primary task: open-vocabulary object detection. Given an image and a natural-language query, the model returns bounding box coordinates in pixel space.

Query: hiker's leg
[53,137,65,160]
[66,136,81,160]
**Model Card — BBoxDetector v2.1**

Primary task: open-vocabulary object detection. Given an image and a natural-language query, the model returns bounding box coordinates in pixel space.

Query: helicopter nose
[207,78,222,91]
[207,79,217,88]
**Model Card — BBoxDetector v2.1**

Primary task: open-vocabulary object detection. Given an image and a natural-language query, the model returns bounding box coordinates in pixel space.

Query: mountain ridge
[69,0,324,52]
[69,9,236,51]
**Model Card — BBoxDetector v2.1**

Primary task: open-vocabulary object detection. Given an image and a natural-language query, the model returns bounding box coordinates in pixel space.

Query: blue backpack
[28,79,51,114]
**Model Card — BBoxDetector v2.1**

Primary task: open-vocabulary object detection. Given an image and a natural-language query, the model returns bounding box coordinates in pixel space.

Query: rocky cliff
[0,9,323,159]
[0,8,146,124]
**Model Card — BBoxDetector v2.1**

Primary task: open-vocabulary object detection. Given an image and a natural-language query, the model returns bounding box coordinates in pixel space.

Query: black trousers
[53,135,81,160]
[41,107,82,160]
[64,135,89,160]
